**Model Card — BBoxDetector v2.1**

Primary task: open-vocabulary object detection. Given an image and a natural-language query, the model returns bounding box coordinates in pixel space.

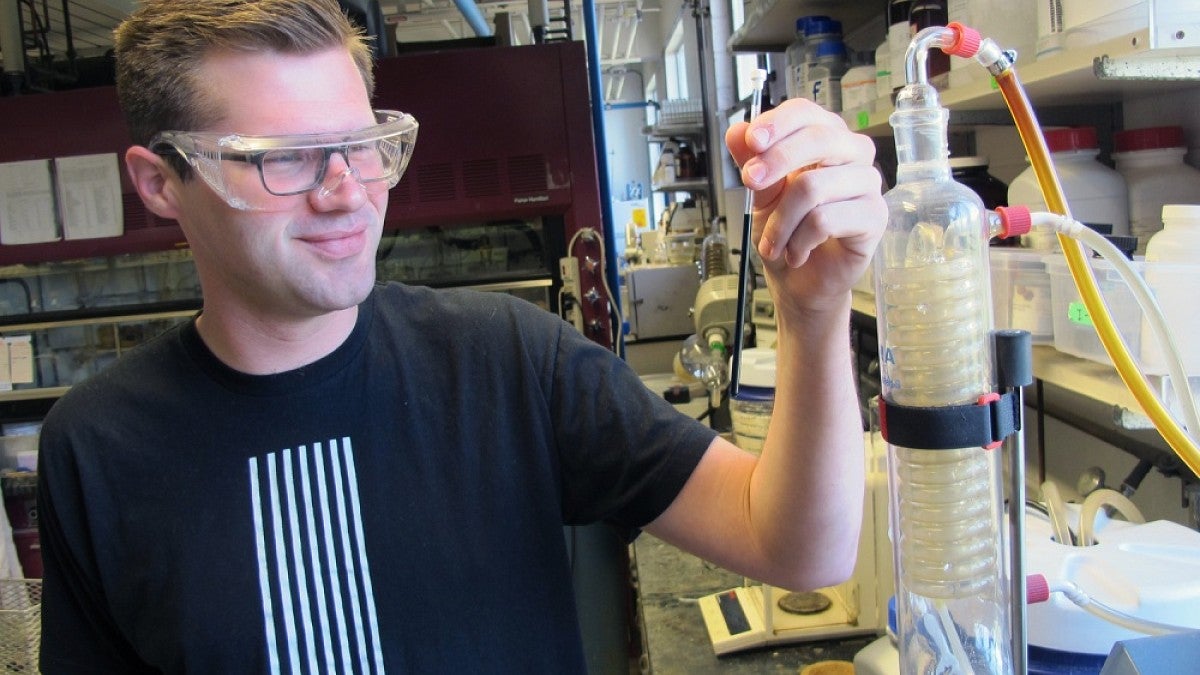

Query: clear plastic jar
[798,16,842,105]
[785,18,806,100]
[807,40,848,112]
[729,348,776,454]
[784,17,821,100]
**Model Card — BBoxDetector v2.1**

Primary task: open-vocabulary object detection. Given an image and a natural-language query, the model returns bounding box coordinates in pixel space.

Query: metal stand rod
[1008,395,1028,675]
[995,329,1033,675]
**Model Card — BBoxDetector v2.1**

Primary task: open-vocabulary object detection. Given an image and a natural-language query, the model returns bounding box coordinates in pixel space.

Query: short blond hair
[115,0,375,147]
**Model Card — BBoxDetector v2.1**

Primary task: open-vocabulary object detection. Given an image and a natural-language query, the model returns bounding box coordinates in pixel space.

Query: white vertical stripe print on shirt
[249,437,386,674]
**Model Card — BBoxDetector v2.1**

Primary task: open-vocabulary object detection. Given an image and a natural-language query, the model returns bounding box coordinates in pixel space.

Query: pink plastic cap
[996,205,1032,238]
[1026,574,1050,604]
[943,22,982,58]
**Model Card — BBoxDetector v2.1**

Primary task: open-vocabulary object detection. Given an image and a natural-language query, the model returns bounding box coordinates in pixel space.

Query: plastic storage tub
[1045,255,1142,364]
[990,248,1053,344]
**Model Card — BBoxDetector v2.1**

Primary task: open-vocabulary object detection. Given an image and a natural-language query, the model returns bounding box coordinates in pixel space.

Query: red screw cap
[1027,574,1050,604]
[943,22,982,58]
[996,205,1032,238]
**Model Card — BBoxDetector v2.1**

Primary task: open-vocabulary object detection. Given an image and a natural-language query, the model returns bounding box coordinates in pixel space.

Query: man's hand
[725,97,887,315]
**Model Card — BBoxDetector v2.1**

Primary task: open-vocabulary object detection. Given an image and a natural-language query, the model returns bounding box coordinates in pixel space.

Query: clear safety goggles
[151,109,419,211]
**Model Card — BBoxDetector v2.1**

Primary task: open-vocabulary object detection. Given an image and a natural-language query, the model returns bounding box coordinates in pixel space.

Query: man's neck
[193,305,359,375]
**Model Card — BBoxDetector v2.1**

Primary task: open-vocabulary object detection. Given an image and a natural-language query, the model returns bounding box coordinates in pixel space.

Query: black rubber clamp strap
[878,391,1019,451]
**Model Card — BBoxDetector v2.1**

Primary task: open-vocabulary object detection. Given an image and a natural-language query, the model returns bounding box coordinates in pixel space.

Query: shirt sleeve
[546,320,717,530]
[37,415,156,674]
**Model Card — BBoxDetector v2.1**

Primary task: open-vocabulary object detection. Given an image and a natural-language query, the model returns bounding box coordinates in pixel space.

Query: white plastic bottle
[1140,204,1200,376]
[842,63,878,114]
[1145,206,1200,261]
[1008,126,1129,249]
[1112,126,1200,254]
[874,41,891,99]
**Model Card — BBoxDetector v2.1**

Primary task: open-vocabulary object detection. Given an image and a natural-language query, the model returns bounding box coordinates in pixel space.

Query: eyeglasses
[151,109,419,211]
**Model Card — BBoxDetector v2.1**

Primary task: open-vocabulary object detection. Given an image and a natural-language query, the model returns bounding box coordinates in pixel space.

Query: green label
[1068,301,1093,326]
[856,110,870,129]
[990,76,999,90]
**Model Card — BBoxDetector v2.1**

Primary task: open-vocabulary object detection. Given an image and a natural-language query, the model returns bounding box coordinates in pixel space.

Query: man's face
[176,47,387,321]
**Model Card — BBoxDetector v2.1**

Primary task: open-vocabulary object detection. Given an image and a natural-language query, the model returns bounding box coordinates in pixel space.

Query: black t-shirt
[38,282,715,674]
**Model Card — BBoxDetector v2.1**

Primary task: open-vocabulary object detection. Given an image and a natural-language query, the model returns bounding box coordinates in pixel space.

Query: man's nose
[311,152,367,209]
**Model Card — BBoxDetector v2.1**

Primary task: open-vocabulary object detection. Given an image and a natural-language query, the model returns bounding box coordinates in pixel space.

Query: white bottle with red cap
[1007,126,1129,250]
[1112,126,1200,254]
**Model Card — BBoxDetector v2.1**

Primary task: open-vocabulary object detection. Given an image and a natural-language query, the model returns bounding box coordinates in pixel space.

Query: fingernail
[751,127,771,147]
[746,161,766,184]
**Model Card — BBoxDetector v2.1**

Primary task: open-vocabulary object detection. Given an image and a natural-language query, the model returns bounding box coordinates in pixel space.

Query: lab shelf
[642,123,706,141]
[850,290,1154,429]
[0,307,196,404]
[842,29,1200,137]
[728,0,1199,137]
[650,178,710,193]
[726,0,878,53]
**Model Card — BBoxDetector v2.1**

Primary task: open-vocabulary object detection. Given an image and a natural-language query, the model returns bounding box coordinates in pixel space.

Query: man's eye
[347,143,378,158]
[263,150,310,167]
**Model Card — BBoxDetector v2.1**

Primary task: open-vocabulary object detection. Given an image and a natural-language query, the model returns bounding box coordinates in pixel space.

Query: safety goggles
[151,109,419,211]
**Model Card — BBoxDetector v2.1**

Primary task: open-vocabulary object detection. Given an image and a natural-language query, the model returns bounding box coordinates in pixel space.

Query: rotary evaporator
[871,20,1200,675]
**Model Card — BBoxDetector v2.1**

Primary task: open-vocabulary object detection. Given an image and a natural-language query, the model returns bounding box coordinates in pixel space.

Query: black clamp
[878,391,1020,451]
[877,330,1033,451]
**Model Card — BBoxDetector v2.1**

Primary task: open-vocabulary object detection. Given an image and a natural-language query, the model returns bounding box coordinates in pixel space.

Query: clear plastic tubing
[876,24,1013,675]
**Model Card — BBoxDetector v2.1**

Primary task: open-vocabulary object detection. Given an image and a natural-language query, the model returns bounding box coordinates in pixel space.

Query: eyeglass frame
[149,109,419,209]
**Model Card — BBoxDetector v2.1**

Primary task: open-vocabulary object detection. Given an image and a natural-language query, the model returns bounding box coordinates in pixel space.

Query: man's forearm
[749,293,865,590]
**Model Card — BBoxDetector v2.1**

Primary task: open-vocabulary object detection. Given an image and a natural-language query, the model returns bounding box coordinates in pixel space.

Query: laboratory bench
[631,533,876,674]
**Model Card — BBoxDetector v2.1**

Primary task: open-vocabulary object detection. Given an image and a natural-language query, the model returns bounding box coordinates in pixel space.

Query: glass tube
[875,80,1013,674]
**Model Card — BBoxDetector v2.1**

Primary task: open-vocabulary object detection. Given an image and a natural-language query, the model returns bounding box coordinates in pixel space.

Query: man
[37,0,886,672]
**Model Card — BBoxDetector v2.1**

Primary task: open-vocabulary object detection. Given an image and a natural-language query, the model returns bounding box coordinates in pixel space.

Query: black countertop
[632,534,878,674]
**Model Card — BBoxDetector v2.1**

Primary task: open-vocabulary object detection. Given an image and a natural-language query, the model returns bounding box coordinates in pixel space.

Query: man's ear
[124,146,184,220]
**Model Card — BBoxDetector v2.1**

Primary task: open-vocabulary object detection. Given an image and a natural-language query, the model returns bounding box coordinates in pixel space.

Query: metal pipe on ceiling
[450,0,493,37]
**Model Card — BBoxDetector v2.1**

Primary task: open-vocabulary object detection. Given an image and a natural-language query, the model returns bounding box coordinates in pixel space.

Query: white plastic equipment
[1025,509,1200,656]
